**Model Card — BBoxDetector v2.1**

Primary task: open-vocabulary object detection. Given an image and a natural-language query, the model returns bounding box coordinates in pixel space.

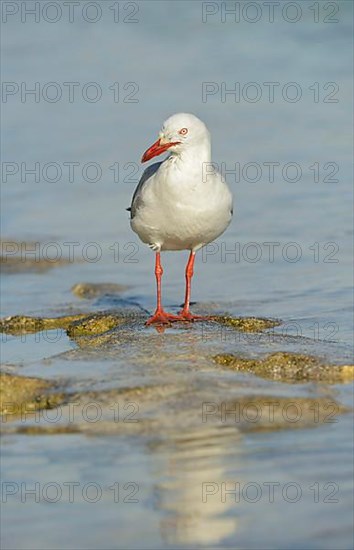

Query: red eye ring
[179,127,188,135]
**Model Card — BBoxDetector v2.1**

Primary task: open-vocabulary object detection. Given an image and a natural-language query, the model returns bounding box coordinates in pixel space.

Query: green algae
[213,351,354,383]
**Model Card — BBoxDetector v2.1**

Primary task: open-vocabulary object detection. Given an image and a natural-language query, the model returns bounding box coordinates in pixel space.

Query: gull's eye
[178,127,188,135]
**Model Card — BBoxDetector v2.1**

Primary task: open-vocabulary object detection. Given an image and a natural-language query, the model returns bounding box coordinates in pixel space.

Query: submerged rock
[2,382,350,435]
[213,351,354,383]
[0,240,75,274]
[71,282,129,299]
[198,394,350,431]
[0,373,64,418]
[0,256,73,274]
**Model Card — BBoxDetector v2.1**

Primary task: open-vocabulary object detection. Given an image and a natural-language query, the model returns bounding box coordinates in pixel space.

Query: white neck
[167,139,212,176]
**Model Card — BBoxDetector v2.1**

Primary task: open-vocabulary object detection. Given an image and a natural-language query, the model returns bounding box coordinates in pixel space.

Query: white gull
[129,113,233,325]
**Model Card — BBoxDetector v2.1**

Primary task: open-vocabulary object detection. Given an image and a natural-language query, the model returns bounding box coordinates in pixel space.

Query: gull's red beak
[141,138,180,163]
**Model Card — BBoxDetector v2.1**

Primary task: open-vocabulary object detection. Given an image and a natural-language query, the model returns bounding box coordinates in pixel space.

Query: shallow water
[1,1,353,548]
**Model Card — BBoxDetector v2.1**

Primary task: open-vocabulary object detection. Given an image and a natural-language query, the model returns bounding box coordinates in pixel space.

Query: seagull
[128,113,233,325]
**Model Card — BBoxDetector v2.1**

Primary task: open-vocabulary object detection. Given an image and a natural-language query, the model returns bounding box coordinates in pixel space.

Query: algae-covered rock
[213,351,354,383]
[213,316,281,332]
[72,282,129,299]
[1,311,280,338]
[66,313,126,337]
[1,309,133,338]
[0,373,64,418]
[65,312,130,348]
[0,311,133,351]
[0,314,87,335]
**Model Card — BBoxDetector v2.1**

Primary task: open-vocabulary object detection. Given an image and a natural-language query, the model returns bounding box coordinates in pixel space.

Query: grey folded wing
[127,162,162,219]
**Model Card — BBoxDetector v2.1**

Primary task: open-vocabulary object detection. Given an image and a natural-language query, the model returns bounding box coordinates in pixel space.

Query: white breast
[131,157,233,252]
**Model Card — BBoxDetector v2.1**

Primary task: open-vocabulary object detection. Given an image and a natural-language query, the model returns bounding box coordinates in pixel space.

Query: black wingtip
[126,207,131,211]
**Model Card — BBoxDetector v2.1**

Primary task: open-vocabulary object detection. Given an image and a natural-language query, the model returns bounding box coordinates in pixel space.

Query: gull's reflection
[151,425,241,545]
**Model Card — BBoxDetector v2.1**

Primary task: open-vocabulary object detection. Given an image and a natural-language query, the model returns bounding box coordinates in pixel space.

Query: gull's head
[141,113,210,163]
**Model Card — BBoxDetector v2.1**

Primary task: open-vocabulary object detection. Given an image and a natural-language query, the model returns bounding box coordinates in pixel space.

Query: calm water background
[1,1,353,548]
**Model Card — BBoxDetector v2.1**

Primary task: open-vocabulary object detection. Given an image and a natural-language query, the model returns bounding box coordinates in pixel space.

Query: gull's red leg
[146,252,180,325]
[178,251,209,321]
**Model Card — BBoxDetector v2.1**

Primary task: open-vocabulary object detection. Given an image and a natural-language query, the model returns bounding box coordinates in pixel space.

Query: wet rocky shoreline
[1,281,353,437]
